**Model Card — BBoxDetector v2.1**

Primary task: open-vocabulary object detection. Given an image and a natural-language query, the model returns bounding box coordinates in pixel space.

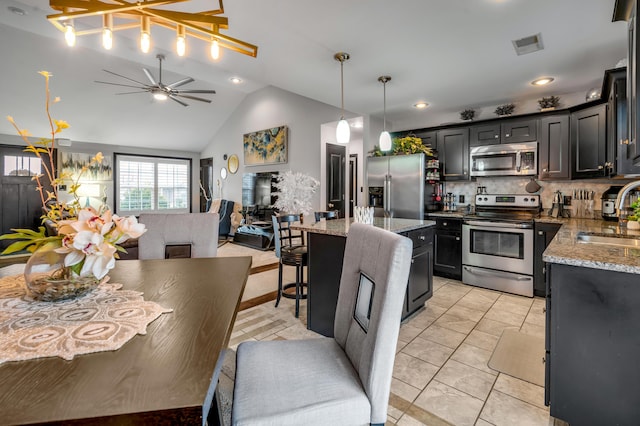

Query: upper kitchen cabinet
[539,114,570,180]
[469,118,538,146]
[614,0,640,166]
[571,103,608,178]
[437,127,469,180]
[607,69,640,175]
[413,130,437,152]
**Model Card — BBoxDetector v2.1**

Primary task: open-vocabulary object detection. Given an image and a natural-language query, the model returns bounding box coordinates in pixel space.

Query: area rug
[488,330,545,387]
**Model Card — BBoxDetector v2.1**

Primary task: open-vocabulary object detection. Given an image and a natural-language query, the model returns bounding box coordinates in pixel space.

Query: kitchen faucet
[615,179,640,222]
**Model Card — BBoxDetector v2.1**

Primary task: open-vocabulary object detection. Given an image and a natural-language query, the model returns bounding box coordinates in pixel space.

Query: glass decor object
[23,244,100,302]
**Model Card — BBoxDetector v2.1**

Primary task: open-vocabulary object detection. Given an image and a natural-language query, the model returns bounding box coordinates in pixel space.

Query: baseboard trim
[249,262,279,275]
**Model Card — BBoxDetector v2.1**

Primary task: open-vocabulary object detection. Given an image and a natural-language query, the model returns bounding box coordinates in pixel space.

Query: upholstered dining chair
[314,210,339,222]
[232,223,413,426]
[138,213,219,260]
[271,214,307,318]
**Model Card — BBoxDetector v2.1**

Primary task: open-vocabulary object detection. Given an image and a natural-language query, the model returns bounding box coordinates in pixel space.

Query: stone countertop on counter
[291,218,435,237]
[542,217,640,274]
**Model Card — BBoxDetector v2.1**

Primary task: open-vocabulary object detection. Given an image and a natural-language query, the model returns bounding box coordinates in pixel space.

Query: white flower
[112,215,146,243]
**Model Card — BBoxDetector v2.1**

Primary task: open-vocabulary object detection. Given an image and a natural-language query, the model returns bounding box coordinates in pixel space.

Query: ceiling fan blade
[174,94,213,103]
[169,95,189,107]
[102,69,149,86]
[173,89,217,94]
[167,77,195,88]
[95,80,147,90]
[143,68,157,86]
[115,91,151,95]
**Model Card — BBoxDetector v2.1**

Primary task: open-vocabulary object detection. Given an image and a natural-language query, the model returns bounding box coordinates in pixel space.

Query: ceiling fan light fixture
[378,75,392,151]
[140,17,151,53]
[152,90,168,101]
[64,22,75,47]
[334,52,351,144]
[102,14,113,50]
[176,25,186,57]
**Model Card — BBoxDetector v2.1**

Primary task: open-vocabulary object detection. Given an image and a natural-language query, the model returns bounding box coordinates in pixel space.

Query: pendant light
[378,76,392,151]
[334,52,350,144]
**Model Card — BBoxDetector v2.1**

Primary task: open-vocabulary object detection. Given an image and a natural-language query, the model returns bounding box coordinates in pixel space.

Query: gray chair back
[333,223,412,423]
[138,213,219,260]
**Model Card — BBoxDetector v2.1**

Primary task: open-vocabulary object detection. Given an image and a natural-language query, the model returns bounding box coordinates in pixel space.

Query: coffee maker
[601,186,623,221]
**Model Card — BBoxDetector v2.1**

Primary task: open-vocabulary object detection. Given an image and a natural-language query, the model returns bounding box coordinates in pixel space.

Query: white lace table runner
[0,274,173,365]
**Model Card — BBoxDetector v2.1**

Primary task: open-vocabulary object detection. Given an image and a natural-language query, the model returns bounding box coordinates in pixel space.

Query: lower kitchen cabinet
[545,263,640,425]
[306,226,434,336]
[533,222,561,297]
[431,217,462,280]
[405,227,434,318]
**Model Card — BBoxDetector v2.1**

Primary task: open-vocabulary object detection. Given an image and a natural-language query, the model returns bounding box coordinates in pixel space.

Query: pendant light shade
[334,52,351,144]
[337,119,350,144]
[378,75,392,151]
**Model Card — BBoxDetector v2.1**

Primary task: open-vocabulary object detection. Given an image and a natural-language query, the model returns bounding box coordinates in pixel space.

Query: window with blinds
[116,154,190,215]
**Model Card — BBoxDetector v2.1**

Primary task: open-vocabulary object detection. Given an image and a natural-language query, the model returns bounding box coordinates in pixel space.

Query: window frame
[114,153,192,216]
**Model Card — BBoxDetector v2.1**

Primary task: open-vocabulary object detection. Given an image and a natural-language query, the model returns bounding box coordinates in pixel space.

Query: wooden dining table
[0,256,252,425]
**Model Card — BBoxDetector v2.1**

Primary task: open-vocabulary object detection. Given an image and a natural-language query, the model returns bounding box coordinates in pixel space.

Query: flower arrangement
[0,71,145,284]
[538,96,560,110]
[368,135,433,157]
[272,171,319,216]
[460,108,475,121]
[494,103,515,116]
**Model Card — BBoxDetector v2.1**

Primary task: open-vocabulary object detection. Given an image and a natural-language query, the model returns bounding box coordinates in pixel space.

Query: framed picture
[59,151,113,181]
[243,125,288,166]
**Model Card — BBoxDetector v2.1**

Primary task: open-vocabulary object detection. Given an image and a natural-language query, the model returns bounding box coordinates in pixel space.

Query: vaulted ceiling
[0,0,628,152]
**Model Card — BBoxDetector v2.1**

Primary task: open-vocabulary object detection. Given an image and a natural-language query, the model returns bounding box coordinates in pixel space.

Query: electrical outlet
[59,184,67,191]
[459,195,465,203]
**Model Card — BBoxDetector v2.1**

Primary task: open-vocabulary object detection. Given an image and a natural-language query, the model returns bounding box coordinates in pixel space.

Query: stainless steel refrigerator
[367,153,425,219]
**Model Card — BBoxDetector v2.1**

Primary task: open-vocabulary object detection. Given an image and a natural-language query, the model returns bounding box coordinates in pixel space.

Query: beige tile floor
[225,275,570,426]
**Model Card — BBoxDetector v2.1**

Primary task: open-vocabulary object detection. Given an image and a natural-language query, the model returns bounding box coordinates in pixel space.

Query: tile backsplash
[442,177,638,213]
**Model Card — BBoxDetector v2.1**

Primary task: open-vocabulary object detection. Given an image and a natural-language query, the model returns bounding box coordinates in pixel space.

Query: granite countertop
[291,217,435,237]
[542,217,640,274]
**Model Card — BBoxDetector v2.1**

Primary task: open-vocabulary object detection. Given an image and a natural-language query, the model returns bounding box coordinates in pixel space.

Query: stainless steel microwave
[470,141,538,177]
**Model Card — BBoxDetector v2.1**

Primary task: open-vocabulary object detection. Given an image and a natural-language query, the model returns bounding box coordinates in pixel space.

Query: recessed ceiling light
[413,102,429,109]
[531,77,554,86]
[8,6,26,16]
[229,77,242,84]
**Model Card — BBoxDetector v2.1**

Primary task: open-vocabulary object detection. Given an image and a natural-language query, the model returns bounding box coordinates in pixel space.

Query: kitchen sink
[576,232,640,248]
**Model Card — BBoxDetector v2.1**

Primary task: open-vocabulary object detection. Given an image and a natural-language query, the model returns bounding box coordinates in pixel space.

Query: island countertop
[291,217,435,237]
[542,218,640,274]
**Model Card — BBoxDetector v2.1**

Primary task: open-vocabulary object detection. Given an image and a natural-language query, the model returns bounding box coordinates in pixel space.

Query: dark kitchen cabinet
[502,118,538,143]
[607,69,640,175]
[469,118,538,146]
[437,128,469,181]
[539,114,570,180]
[570,103,608,178]
[414,130,437,151]
[614,0,640,165]
[430,217,462,280]
[403,227,434,319]
[545,262,640,425]
[469,123,500,146]
[533,222,561,297]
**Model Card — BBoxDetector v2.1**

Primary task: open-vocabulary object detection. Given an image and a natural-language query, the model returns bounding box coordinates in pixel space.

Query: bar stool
[314,210,339,222]
[272,214,307,318]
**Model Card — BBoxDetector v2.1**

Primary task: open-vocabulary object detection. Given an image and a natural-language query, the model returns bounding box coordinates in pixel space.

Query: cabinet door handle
[505,133,510,137]
[542,168,548,172]
[419,235,426,241]
[443,222,448,226]
[598,165,604,170]
[495,135,499,139]
[542,307,546,313]
[538,231,544,236]
[411,259,415,264]
[455,237,460,241]
[621,139,630,145]
[542,356,546,364]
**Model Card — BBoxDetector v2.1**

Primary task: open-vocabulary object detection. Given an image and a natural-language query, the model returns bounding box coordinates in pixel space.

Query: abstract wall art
[243,125,288,166]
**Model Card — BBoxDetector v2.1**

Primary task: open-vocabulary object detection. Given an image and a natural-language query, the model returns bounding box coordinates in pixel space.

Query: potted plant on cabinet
[368,135,434,157]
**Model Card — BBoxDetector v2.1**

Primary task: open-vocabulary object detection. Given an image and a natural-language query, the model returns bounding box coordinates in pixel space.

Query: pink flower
[112,215,146,243]
[72,208,114,236]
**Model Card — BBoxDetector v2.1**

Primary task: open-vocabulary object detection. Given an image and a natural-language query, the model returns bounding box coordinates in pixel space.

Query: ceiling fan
[95,54,216,106]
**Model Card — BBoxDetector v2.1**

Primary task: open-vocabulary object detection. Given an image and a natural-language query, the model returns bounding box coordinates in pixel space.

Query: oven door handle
[463,266,532,281]
[464,220,533,229]
[516,151,521,172]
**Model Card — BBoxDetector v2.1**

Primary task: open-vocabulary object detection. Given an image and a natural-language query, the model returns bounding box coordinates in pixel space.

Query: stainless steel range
[462,194,541,297]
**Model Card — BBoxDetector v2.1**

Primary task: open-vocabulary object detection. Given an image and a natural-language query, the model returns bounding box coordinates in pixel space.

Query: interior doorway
[325,143,345,218]
[349,154,358,214]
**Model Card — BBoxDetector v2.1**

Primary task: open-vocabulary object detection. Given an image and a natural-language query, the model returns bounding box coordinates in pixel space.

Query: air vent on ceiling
[512,33,544,56]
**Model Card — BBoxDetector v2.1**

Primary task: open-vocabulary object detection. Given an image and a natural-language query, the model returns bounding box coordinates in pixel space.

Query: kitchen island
[542,219,640,426]
[292,218,435,337]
